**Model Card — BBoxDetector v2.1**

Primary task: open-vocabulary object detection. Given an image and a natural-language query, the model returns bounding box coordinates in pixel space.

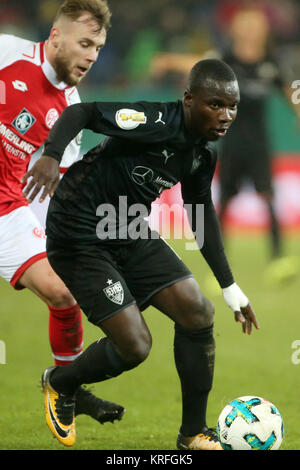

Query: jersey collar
[40,42,70,90]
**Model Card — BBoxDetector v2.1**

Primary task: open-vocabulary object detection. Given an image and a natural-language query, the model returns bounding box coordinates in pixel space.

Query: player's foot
[177,427,223,450]
[75,386,126,424]
[41,366,76,447]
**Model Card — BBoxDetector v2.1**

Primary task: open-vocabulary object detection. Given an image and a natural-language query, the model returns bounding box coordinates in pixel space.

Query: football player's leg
[42,303,151,446]
[260,190,282,259]
[18,258,83,363]
[4,206,83,365]
[45,236,153,388]
[1,205,124,425]
[19,258,126,424]
[218,151,239,236]
[48,304,152,396]
[252,152,282,259]
[150,278,222,450]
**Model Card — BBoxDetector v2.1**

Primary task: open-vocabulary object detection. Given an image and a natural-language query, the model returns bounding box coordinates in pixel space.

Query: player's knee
[123,333,152,368]
[42,281,75,308]
[180,296,215,330]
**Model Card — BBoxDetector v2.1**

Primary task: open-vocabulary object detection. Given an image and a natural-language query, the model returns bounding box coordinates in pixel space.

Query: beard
[53,48,81,86]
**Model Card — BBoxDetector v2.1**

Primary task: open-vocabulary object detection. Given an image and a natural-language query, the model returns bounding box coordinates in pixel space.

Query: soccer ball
[216,396,284,450]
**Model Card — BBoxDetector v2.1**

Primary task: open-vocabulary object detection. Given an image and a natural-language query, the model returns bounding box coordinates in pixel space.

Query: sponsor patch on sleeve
[115,108,147,130]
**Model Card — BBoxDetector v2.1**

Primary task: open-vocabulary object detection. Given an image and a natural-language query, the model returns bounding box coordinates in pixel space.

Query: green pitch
[0,232,300,450]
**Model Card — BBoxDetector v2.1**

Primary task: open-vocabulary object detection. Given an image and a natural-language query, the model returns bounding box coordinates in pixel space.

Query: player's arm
[21,154,60,203]
[187,196,258,334]
[22,101,171,202]
[21,103,97,202]
[182,153,259,334]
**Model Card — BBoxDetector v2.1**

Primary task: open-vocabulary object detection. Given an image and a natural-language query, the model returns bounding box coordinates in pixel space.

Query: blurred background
[2,0,300,88]
[2,0,300,235]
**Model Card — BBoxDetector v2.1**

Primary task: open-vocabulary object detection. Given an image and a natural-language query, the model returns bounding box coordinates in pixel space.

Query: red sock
[48,304,83,366]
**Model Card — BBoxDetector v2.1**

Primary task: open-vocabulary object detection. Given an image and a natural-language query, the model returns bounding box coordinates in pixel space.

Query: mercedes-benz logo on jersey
[131,166,154,186]
[12,108,36,135]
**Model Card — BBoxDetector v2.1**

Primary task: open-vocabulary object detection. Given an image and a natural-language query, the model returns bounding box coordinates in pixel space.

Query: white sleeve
[60,86,83,168]
[0,34,40,69]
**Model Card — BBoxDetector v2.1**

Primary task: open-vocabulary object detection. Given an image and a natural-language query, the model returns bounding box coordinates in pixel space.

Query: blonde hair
[54,0,111,31]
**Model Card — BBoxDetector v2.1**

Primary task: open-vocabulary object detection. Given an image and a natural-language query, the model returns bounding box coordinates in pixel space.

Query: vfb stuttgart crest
[103,279,124,305]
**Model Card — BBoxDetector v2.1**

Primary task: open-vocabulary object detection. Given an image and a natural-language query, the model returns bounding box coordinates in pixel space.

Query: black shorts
[46,234,193,326]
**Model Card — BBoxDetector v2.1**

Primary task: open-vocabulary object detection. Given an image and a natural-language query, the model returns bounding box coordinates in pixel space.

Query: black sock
[174,323,215,436]
[50,337,133,395]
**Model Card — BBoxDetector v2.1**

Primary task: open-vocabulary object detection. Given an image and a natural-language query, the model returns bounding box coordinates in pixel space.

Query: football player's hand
[222,282,259,335]
[21,156,60,203]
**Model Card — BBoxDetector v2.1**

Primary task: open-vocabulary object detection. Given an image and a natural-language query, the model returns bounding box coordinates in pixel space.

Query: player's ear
[49,27,60,48]
[183,90,193,108]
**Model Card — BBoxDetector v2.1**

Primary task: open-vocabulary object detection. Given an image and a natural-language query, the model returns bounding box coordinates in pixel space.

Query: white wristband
[222,282,249,312]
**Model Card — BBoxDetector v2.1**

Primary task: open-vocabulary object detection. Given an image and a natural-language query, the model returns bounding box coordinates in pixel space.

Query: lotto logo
[12,80,28,92]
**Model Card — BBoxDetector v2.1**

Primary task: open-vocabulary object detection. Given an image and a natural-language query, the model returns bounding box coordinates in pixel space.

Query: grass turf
[0,232,300,450]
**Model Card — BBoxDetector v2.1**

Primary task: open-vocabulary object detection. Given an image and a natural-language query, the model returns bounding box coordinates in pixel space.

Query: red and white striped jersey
[0,34,82,216]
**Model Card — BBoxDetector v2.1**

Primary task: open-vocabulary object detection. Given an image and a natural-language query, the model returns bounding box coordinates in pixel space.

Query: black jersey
[44,99,234,288]
[45,100,217,243]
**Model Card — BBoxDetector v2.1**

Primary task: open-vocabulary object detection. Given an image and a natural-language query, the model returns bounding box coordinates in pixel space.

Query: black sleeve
[181,145,234,288]
[44,101,180,163]
[44,102,98,162]
[186,198,234,288]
